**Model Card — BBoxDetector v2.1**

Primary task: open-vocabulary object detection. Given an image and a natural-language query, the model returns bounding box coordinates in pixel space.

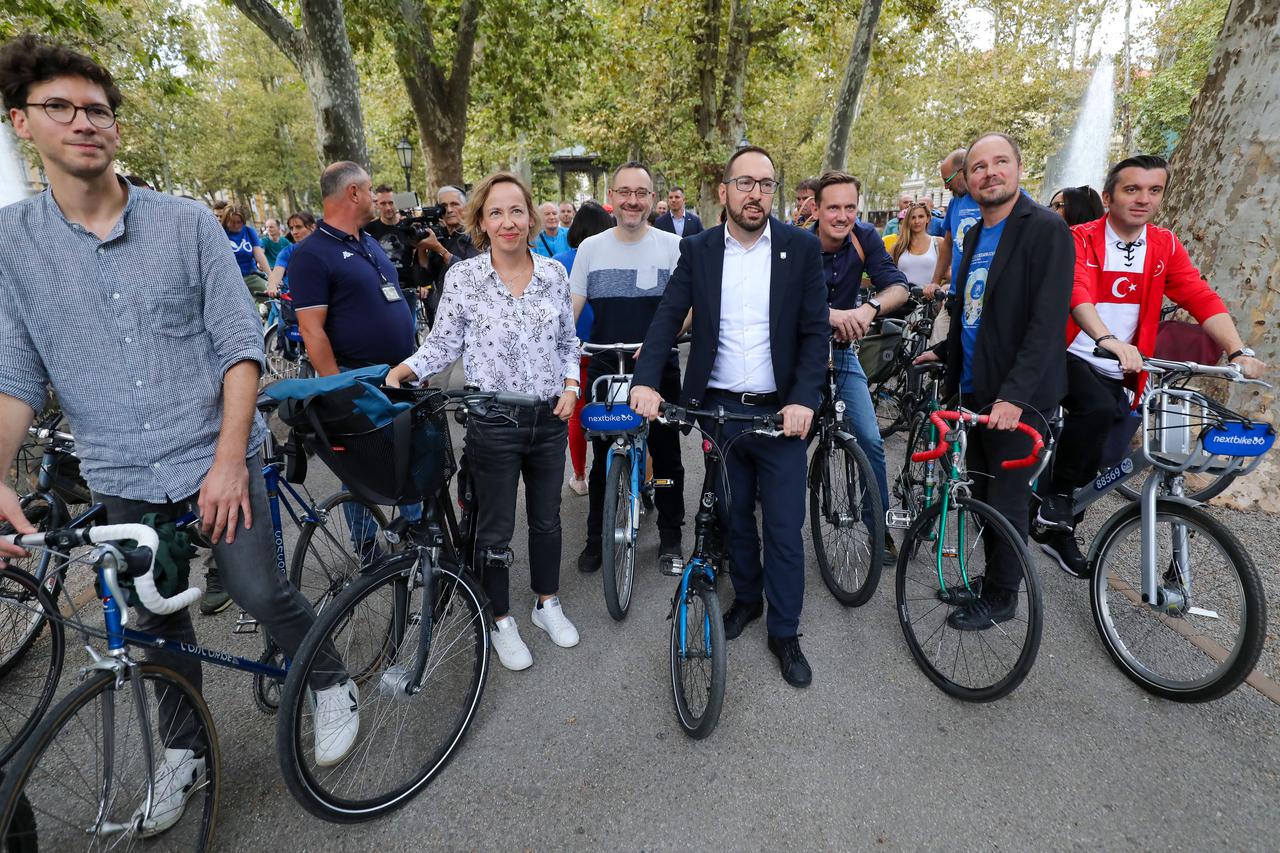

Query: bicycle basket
[266,368,455,505]
[858,318,907,384]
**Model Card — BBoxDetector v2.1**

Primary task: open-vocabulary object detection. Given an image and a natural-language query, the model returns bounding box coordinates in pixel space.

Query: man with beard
[365,184,429,323]
[629,146,828,688]
[915,132,1073,630]
[570,162,687,575]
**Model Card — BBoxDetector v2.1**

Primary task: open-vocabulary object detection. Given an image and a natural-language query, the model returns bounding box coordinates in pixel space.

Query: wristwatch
[866,297,883,318]
[1228,347,1256,361]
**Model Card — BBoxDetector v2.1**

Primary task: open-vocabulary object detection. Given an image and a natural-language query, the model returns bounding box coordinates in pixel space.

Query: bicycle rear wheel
[895,497,1043,701]
[0,569,63,767]
[809,433,884,606]
[600,452,636,621]
[276,551,489,822]
[0,664,219,850]
[872,372,908,437]
[669,573,726,739]
[1090,500,1265,702]
[0,494,62,676]
[290,492,391,614]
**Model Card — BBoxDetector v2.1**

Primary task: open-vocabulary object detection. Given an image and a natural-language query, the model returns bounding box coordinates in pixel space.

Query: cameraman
[366,184,430,322]
[419,185,478,326]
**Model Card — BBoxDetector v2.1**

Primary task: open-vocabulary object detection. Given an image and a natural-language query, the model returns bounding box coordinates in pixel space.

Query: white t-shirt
[1068,220,1148,378]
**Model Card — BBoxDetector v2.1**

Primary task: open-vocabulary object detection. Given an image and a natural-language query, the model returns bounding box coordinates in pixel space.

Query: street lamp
[394,138,413,192]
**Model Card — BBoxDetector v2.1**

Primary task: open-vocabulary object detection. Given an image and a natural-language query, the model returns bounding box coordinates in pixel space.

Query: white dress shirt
[709,222,776,393]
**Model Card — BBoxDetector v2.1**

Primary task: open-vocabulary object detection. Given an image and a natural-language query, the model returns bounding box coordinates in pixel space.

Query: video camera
[397,205,449,242]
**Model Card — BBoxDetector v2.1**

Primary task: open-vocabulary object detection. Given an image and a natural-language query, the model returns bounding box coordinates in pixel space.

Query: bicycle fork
[1139,473,1198,617]
[674,561,714,661]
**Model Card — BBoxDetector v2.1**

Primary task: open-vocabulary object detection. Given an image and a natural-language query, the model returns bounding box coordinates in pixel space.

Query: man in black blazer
[653,186,704,238]
[916,132,1073,629]
[631,146,829,687]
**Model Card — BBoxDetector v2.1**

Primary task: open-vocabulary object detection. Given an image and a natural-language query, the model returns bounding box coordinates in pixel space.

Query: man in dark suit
[653,186,704,238]
[630,146,829,687]
[915,132,1073,629]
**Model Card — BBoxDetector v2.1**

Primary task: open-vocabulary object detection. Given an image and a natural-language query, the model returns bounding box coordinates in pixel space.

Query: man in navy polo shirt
[287,161,416,375]
[813,170,909,555]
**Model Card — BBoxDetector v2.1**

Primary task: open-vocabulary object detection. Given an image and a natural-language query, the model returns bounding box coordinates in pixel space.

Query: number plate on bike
[1201,422,1275,458]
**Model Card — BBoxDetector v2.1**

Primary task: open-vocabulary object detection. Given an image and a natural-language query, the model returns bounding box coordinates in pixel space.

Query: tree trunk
[822,0,885,173]
[1162,0,1279,511]
[229,0,369,170]
[694,0,725,219]
[392,0,479,192]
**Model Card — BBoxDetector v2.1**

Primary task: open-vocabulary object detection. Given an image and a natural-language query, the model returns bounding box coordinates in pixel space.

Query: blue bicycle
[653,402,784,739]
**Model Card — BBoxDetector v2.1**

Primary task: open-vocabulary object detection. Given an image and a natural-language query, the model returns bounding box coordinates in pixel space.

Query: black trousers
[465,405,567,618]
[1052,354,1130,491]
[703,391,808,638]
[585,357,685,546]
[966,409,1052,594]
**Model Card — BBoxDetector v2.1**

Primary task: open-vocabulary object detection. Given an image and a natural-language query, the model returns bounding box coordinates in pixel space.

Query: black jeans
[465,404,568,618]
[585,357,685,547]
[1052,354,1130,491]
[966,409,1052,594]
[93,457,344,752]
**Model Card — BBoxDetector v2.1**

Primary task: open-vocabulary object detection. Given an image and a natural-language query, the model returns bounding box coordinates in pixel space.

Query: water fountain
[1,120,34,207]
[1045,56,1116,199]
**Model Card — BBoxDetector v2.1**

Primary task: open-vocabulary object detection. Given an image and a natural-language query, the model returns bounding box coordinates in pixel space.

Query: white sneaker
[568,476,589,496]
[312,679,360,767]
[491,616,533,670]
[531,596,580,648]
[133,748,206,837]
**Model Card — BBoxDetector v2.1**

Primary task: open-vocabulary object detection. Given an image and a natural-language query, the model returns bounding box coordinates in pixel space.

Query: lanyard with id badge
[318,224,403,303]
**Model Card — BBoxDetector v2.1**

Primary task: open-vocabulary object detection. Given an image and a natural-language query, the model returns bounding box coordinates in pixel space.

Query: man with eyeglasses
[926,149,980,301]
[0,36,360,827]
[570,161,687,575]
[630,146,829,688]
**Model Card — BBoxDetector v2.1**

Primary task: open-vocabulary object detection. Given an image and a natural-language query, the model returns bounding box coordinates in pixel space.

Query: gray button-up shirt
[0,182,267,502]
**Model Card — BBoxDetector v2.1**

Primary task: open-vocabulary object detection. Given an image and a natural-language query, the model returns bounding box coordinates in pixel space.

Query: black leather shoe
[577,543,601,574]
[767,634,813,688]
[946,589,1018,631]
[722,600,763,640]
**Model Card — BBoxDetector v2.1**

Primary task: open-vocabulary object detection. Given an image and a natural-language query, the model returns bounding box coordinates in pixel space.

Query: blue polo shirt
[286,221,416,367]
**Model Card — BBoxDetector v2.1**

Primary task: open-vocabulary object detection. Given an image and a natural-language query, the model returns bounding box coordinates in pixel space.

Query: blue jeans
[832,348,890,528]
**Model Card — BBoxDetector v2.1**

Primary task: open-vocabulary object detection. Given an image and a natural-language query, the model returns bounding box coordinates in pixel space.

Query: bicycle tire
[289,492,391,614]
[1089,500,1266,702]
[809,433,884,607]
[600,451,636,621]
[0,569,63,767]
[669,574,726,739]
[0,664,220,850]
[0,495,62,677]
[872,372,908,438]
[276,551,489,822]
[895,497,1043,701]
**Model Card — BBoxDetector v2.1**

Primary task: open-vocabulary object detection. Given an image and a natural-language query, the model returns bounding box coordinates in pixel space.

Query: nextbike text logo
[1210,434,1266,446]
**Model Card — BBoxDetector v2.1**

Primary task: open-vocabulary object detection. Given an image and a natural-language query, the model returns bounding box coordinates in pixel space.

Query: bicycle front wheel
[1090,500,1265,702]
[670,574,726,739]
[0,664,220,851]
[0,569,63,767]
[600,451,636,621]
[0,493,63,677]
[809,433,884,606]
[290,492,391,614]
[895,497,1043,701]
[277,551,489,822]
[263,325,303,384]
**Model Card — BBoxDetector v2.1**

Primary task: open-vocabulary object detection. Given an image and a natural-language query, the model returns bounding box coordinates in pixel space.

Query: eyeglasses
[1050,201,1066,211]
[25,98,117,129]
[942,168,960,187]
[723,177,778,194]
[611,188,652,200]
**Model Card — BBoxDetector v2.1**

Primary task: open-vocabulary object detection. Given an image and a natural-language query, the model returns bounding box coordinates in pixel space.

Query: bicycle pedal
[651,479,675,487]
[233,612,260,634]
[940,545,959,558]
[885,509,912,529]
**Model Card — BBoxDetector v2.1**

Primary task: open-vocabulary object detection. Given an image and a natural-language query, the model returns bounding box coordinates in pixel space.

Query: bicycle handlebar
[581,333,693,356]
[657,401,784,432]
[1091,346,1270,387]
[910,410,1045,470]
[1,523,202,616]
[27,425,75,444]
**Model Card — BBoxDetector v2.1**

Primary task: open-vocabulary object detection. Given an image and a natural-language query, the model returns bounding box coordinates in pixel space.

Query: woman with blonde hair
[218,202,271,297]
[386,172,582,671]
[891,201,943,288]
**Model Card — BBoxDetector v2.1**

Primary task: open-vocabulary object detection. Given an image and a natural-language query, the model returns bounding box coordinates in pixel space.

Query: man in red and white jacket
[1035,154,1266,577]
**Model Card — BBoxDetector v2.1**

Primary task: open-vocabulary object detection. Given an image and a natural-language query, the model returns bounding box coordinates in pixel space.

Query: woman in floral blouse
[386,172,582,672]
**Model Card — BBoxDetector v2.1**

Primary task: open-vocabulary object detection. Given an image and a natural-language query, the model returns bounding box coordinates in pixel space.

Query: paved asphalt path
[129,417,1270,853]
